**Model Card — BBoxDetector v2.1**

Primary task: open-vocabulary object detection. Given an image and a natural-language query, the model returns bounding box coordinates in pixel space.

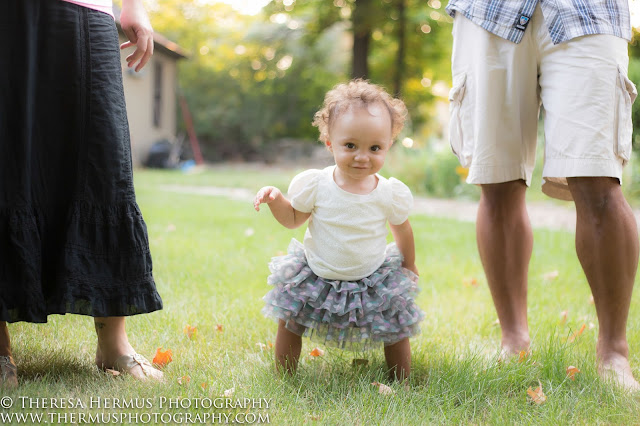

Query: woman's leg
[94,317,163,381]
[0,321,17,388]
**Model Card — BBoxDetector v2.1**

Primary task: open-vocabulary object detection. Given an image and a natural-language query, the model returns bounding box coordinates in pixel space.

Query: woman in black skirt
[0,0,164,387]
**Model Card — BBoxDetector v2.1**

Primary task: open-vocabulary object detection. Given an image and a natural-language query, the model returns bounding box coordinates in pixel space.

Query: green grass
[4,168,640,425]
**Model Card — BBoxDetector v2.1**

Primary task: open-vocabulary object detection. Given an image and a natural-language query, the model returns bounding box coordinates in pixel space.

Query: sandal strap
[0,355,17,379]
[112,353,153,377]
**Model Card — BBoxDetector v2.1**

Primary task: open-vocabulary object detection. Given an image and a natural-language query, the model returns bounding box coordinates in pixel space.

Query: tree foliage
[148,0,453,160]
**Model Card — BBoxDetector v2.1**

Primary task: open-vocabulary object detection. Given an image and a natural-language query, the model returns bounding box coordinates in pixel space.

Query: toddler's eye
[370,145,381,152]
[346,143,355,149]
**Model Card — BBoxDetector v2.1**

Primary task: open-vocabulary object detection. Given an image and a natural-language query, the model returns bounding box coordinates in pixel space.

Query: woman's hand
[120,0,154,72]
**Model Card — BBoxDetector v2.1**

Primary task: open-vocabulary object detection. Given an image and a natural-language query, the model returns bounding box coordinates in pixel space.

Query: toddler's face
[326,103,393,182]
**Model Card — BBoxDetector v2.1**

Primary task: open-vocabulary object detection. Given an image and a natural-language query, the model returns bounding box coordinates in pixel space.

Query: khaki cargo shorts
[449,5,637,200]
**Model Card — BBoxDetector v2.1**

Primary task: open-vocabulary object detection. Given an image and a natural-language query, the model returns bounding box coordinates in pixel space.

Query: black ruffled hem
[0,201,163,323]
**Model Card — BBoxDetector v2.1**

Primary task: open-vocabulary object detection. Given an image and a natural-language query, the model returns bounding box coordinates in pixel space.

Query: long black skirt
[0,0,163,323]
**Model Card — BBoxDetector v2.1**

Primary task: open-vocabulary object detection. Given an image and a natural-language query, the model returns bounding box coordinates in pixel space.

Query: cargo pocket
[448,72,471,167]
[615,66,637,165]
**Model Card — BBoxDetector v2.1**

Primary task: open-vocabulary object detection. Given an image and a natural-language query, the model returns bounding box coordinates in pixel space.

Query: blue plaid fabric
[446,0,631,44]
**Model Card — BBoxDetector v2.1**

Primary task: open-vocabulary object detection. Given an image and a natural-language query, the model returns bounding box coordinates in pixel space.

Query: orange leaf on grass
[152,348,173,368]
[566,366,581,380]
[215,324,224,332]
[526,380,547,405]
[309,347,325,357]
[568,324,586,342]
[559,310,568,325]
[177,375,191,385]
[200,382,209,390]
[183,325,198,339]
[462,277,478,288]
[518,350,530,363]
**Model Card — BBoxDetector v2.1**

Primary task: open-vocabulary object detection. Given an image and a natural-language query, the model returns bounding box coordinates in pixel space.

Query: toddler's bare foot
[598,353,640,392]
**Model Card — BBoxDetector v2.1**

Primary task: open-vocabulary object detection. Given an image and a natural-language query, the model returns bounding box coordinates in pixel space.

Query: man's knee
[480,180,527,211]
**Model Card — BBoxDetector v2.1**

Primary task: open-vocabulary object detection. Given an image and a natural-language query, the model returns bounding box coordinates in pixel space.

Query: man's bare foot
[498,332,530,361]
[598,353,640,392]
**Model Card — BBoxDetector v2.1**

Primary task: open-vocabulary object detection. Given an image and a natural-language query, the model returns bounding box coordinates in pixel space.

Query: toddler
[254,80,424,381]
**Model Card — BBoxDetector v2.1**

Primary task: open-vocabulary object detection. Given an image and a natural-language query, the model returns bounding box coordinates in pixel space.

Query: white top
[289,166,413,281]
[60,0,114,17]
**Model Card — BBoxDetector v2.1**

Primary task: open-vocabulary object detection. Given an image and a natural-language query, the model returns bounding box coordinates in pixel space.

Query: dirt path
[159,184,640,232]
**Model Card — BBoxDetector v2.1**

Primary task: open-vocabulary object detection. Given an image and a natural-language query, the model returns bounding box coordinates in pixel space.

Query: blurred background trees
[148,0,452,161]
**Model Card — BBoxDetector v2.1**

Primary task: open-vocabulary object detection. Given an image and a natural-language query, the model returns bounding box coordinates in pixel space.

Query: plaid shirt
[446,0,631,44]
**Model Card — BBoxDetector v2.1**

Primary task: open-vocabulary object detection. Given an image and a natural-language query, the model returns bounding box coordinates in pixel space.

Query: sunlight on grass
[4,168,640,424]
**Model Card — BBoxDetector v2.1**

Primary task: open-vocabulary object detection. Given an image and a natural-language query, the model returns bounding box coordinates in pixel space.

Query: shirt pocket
[614,66,637,165]
[448,72,472,168]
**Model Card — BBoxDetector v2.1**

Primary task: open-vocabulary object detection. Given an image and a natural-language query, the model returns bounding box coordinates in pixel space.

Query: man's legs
[477,180,533,354]
[568,177,639,390]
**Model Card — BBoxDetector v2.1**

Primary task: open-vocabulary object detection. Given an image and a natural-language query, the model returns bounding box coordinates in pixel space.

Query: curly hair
[312,79,408,143]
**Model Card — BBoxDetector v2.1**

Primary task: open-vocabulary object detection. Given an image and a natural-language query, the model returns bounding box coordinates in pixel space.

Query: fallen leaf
[463,277,478,287]
[177,375,191,385]
[223,388,235,398]
[543,270,559,280]
[518,350,530,363]
[183,325,198,339]
[568,324,586,342]
[267,341,274,348]
[309,347,325,357]
[200,383,208,390]
[566,366,580,380]
[215,324,224,332]
[559,310,568,325]
[526,380,547,405]
[371,381,396,395]
[105,369,121,377]
[152,348,173,368]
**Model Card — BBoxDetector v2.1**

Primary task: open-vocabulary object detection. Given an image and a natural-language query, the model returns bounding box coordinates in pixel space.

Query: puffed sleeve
[288,169,322,213]
[388,178,413,225]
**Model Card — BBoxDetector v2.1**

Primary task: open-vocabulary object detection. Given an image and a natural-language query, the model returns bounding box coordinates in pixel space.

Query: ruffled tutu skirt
[262,239,424,351]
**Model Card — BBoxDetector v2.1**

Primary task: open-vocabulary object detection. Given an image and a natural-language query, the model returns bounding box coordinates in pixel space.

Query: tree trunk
[351,0,372,79]
[393,0,406,97]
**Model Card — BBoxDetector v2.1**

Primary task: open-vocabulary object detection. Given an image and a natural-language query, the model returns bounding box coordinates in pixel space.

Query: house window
[153,62,163,128]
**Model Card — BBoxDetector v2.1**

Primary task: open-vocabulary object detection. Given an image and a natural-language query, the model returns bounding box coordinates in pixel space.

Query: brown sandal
[108,353,164,382]
[0,355,17,388]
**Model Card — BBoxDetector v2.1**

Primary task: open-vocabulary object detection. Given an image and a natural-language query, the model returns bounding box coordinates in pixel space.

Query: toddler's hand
[404,263,419,277]
[254,186,282,211]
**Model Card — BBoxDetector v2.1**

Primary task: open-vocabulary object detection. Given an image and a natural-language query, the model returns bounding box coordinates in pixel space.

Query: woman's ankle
[0,322,12,357]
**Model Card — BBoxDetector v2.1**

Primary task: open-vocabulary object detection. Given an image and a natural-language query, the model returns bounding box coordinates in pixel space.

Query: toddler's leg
[275,320,303,374]
[384,338,411,382]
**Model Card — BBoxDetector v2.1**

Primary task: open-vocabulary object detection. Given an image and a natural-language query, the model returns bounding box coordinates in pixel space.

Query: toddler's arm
[390,219,418,276]
[254,186,311,229]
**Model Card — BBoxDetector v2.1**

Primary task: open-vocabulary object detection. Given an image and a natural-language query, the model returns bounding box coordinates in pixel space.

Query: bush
[381,145,479,199]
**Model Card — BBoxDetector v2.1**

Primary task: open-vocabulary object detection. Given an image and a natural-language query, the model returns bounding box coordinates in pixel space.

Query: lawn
[4,167,640,425]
